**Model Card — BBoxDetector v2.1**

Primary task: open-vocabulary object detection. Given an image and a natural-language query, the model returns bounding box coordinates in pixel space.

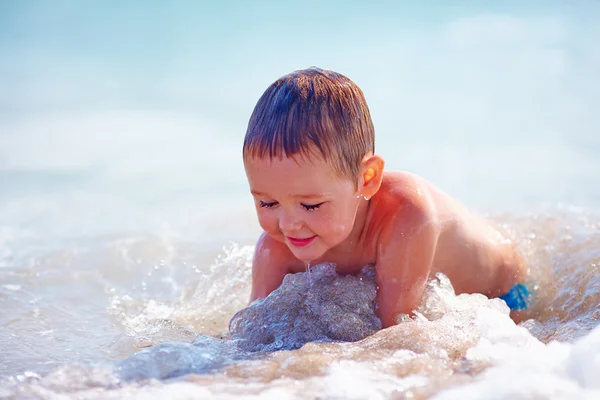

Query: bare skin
[245,152,527,328]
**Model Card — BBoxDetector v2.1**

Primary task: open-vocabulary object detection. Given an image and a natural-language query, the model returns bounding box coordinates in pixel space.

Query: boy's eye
[259,200,278,208]
[302,202,324,211]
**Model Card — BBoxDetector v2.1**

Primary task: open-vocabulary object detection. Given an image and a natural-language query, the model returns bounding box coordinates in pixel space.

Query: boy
[242,67,528,328]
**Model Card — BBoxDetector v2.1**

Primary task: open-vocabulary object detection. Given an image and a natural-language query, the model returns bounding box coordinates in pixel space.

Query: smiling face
[244,153,363,262]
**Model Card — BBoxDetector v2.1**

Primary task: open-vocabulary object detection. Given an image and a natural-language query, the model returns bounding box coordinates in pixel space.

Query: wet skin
[244,153,527,328]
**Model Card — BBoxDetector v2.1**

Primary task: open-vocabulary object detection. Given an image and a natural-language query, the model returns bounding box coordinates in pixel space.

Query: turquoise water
[2,2,600,399]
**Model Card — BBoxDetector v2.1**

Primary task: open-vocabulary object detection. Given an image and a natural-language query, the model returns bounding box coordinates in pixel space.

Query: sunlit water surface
[1,208,599,399]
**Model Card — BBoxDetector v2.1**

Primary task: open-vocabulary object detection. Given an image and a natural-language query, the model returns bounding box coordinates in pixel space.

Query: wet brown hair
[243,67,375,181]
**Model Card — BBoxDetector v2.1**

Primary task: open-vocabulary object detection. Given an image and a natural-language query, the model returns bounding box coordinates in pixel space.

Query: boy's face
[244,153,362,262]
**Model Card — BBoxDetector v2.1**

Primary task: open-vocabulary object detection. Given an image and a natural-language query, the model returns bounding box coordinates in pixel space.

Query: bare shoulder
[373,171,442,268]
[379,170,480,226]
[375,171,440,227]
[380,170,430,199]
[249,232,298,302]
[252,231,298,270]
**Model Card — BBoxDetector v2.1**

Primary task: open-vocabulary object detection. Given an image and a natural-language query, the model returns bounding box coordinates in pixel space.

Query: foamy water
[1,209,599,399]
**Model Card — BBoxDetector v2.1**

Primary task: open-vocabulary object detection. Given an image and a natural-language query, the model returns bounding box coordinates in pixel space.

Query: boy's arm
[376,204,439,328]
[249,232,292,303]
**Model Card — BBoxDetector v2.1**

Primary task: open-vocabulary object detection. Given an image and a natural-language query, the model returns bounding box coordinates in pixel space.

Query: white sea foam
[5,250,600,399]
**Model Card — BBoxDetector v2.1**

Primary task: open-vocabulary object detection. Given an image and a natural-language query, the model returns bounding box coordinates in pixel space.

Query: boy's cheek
[311,213,348,234]
[257,215,278,234]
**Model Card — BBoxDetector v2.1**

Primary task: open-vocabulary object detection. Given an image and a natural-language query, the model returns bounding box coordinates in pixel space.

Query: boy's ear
[360,154,385,199]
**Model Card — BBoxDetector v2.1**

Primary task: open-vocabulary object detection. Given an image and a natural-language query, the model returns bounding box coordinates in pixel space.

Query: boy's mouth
[287,235,317,247]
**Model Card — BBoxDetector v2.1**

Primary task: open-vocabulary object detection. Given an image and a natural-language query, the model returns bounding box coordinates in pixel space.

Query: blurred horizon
[1,0,600,240]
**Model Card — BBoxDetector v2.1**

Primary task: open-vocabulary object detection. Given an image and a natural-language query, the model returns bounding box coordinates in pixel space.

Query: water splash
[5,210,600,399]
[305,261,312,285]
[114,336,258,381]
[111,263,381,381]
[229,263,381,352]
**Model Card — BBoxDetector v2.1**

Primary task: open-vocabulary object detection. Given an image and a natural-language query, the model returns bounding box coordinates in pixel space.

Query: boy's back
[377,171,526,298]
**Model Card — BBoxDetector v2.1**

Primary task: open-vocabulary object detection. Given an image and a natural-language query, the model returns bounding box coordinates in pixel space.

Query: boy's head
[242,67,375,183]
[242,68,384,262]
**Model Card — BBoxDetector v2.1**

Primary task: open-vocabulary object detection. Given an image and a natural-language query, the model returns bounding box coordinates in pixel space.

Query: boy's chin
[288,246,326,264]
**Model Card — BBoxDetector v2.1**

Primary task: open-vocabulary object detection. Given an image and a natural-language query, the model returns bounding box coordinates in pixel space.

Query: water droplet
[305,262,312,285]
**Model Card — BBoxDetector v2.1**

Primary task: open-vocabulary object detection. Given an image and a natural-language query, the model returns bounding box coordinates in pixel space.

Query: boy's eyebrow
[295,193,331,200]
[251,190,269,197]
[251,190,330,200]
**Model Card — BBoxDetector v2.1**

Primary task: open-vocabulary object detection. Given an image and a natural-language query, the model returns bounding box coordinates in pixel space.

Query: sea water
[1,207,600,399]
[2,2,600,399]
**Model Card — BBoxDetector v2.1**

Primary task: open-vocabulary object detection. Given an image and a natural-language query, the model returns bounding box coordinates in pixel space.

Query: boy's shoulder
[377,170,436,212]
[371,170,442,248]
[254,231,305,270]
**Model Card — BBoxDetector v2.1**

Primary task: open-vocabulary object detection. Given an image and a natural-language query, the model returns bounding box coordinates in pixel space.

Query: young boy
[242,67,529,328]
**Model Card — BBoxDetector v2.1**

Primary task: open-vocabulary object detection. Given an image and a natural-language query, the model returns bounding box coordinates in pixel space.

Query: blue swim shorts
[499,283,531,311]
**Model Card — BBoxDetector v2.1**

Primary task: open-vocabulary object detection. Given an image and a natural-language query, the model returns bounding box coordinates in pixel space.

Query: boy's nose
[278,211,302,233]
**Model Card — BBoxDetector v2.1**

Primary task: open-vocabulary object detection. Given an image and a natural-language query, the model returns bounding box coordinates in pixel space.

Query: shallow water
[1,209,599,399]
[3,3,600,398]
